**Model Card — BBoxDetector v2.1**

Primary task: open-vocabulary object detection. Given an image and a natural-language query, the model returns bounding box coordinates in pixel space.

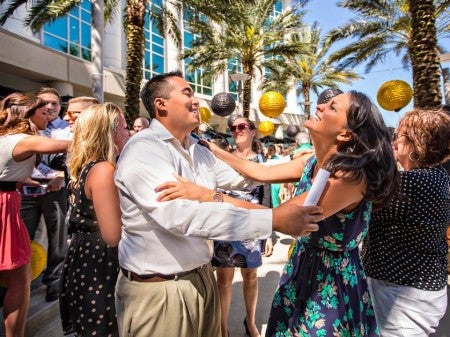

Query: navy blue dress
[266,157,379,336]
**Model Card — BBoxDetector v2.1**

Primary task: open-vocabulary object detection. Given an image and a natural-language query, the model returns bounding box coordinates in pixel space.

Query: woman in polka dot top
[362,108,450,337]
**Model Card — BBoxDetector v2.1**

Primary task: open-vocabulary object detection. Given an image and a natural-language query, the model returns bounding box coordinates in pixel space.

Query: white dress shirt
[114,119,272,275]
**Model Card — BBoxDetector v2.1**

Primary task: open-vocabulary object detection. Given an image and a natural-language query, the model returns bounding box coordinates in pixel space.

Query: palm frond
[0,0,29,25]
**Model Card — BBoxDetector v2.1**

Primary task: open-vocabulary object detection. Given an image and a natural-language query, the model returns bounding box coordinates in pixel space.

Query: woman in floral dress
[157,90,398,336]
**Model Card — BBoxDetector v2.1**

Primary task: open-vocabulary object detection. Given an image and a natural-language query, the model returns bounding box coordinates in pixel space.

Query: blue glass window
[183,8,212,96]
[142,3,165,80]
[42,0,91,60]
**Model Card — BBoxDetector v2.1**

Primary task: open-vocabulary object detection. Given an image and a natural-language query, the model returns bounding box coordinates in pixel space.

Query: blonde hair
[68,102,122,180]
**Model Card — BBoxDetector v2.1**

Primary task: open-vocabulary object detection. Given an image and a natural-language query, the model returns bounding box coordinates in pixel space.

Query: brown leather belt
[120,265,204,282]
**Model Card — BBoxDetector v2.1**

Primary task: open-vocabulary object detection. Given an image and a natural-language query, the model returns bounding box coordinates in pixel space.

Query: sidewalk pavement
[227,232,291,337]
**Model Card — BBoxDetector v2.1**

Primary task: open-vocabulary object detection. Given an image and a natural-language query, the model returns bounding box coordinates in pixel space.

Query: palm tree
[123,0,147,126]
[261,23,360,119]
[180,0,309,118]
[408,0,442,108]
[324,0,450,108]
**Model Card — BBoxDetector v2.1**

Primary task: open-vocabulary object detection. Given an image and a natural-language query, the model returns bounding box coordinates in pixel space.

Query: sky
[300,1,444,127]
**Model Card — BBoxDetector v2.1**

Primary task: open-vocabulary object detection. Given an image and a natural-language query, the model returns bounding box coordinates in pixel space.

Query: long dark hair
[324,91,398,210]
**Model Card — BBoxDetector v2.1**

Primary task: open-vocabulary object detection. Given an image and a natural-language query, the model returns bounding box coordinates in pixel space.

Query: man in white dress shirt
[114,71,323,337]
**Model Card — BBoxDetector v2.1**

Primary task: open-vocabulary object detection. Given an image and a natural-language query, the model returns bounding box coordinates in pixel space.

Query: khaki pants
[115,263,220,337]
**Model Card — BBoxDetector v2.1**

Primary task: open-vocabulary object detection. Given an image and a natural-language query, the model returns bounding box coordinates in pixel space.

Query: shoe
[45,285,59,302]
[244,317,250,336]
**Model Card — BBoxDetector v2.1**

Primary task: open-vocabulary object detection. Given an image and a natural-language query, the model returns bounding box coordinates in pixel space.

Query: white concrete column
[103,3,123,70]
[165,2,182,71]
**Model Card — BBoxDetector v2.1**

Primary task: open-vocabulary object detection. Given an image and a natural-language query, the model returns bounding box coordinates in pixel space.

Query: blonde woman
[59,103,130,336]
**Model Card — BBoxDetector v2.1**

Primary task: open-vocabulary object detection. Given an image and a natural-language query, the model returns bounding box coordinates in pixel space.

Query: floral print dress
[266,157,379,337]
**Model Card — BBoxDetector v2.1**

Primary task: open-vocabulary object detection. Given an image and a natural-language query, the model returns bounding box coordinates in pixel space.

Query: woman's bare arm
[13,135,70,162]
[208,141,310,183]
[85,162,122,247]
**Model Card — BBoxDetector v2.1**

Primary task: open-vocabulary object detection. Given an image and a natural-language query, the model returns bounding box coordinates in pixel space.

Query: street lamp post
[230,72,251,114]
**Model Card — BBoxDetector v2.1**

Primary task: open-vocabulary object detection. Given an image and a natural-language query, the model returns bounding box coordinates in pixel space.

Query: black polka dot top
[362,165,450,291]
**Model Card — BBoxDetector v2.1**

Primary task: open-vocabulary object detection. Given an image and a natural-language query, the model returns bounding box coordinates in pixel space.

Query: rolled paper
[304,168,330,206]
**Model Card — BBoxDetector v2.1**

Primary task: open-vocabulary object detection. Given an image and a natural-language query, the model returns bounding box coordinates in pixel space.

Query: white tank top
[0,133,36,181]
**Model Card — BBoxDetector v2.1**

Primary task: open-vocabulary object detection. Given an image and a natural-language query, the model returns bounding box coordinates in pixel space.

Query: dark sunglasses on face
[230,123,252,132]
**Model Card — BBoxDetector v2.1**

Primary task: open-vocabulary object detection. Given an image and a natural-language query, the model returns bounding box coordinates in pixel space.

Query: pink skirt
[0,191,31,270]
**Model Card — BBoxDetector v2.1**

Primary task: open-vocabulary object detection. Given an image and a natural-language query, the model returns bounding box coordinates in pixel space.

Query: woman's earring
[408,151,419,162]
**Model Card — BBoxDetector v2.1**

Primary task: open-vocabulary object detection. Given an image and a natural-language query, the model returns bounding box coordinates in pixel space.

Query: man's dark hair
[140,71,183,118]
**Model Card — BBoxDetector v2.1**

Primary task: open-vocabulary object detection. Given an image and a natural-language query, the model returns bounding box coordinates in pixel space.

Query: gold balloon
[258,120,275,136]
[199,107,212,123]
[377,80,413,112]
[258,91,285,118]
[0,241,47,287]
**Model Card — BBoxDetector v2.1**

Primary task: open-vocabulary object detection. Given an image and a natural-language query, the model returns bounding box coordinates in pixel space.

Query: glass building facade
[42,0,92,60]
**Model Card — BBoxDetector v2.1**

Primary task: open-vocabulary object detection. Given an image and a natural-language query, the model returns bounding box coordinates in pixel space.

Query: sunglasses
[230,123,252,132]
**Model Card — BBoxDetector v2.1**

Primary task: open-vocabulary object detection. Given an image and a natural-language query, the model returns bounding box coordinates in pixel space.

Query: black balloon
[211,92,236,117]
[317,88,343,105]
[286,124,300,137]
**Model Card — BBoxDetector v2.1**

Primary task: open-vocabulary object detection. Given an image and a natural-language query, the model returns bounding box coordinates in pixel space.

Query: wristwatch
[211,191,224,202]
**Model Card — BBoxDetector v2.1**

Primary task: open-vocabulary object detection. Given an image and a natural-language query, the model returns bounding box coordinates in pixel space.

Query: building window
[42,0,91,60]
[183,8,212,96]
[143,0,165,80]
[272,0,282,17]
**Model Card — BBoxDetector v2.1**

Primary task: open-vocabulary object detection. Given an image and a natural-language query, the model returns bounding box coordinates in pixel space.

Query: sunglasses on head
[230,123,252,132]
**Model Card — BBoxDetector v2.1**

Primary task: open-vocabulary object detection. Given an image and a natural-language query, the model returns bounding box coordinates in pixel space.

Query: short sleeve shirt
[362,165,450,290]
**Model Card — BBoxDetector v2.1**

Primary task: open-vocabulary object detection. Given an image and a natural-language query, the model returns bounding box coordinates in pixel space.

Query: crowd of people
[0,71,449,337]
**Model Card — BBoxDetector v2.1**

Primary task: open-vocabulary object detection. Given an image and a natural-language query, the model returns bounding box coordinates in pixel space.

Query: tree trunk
[242,78,252,119]
[124,0,146,127]
[302,83,311,120]
[408,0,442,109]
